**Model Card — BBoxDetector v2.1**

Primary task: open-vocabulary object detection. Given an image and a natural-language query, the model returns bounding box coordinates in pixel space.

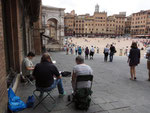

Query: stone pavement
[17,52,150,113]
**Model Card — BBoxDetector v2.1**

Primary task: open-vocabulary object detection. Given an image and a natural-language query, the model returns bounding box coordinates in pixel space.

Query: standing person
[146,46,150,81]
[124,46,128,56]
[66,47,69,55]
[70,47,73,54]
[33,53,66,97]
[97,47,99,54]
[22,52,35,82]
[85,47,89,60]
[109,44,116,62]
[103,46,109,62]
[90,46,95,59]
[75,47,78,55]
[78,46,82,55]
[127,42,140,80]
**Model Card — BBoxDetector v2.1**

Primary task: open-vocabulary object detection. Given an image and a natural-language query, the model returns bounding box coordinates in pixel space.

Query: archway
[47,18,58,40]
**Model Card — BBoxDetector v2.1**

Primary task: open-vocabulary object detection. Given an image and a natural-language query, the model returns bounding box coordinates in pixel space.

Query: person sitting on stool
[22,52,35,82]
[33,53,66,97]
[72,55,93,91]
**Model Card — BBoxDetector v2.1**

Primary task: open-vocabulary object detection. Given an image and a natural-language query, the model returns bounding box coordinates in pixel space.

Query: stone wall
[0,0,8,113]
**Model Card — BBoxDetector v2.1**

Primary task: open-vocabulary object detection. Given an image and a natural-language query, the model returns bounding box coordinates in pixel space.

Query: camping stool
[25,76,34,86]
[33,88,56,112]
[22,75,34,86]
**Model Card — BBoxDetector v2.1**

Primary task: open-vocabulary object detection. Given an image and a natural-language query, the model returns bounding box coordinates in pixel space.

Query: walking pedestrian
[78,46,82,55]
[90,46,95,59]
[127,42,140,80]
[66,47,69,55]
[146,46,150,81]
[85,47,89,59]
[75,47,78,55]
[103,46,109,62]
[109,44,116,62]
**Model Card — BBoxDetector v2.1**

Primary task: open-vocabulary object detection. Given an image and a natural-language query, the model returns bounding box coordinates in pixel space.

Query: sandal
[130,78,134,80]
[134,77,136,80]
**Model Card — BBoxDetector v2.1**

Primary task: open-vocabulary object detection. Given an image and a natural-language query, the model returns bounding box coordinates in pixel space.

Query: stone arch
[47,18,58,40]
[45,16,60,25]
[42,6,65,48]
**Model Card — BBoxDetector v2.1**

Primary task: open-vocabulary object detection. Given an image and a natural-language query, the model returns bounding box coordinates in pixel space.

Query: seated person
[33,53,66,97]
[22,52,35,82]
[72,56,93,91]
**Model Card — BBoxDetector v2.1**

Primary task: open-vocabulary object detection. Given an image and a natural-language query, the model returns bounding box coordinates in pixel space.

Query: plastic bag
[8,88,26,112]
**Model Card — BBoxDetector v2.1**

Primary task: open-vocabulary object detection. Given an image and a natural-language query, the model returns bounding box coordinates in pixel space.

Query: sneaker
[39,92,44,98]
[59,91,66,97]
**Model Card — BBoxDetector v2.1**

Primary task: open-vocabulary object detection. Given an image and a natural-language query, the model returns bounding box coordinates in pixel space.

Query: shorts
[147,61,150,70]
[90,52,94,56]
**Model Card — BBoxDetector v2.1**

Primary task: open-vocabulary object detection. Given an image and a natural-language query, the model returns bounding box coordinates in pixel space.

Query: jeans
[37,79,64,94]
[109,52,114,62]
[104,53,108,62]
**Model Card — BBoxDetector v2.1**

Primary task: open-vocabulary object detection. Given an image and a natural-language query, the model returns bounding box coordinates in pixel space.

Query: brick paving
[17,52,150,113]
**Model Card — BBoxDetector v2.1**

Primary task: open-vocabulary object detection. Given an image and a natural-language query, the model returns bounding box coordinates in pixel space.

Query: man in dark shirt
[33,53,65,96]
[109,44,116,62]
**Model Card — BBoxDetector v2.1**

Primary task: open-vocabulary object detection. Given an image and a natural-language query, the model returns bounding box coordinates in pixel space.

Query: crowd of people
[63,40,150,81]
[65,45,97,60]
[64,43,118,62]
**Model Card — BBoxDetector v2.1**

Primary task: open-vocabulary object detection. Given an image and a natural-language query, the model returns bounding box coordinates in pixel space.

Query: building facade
[125,16,132,35]
[64,5,150,37]
[113,13,126,36]
[64,4,126,37]
[0,0,42,112]
[131,10,150,36]
[64,12,76,36]
[106,16,116,36]
[75,15,86,36]
[93,12,107,36]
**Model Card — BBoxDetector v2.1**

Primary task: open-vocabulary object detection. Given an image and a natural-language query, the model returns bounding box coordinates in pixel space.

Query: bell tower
[95,4,99,13]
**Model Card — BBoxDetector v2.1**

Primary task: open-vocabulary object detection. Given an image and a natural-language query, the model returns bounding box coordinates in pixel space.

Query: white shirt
[73,64,93,89]
[90,47,95,52]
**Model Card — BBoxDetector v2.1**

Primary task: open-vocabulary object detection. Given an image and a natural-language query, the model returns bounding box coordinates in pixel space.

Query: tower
[95,4,99,13]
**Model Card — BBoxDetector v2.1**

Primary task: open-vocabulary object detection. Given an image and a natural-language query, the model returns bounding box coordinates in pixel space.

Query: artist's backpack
[74,88,93,110]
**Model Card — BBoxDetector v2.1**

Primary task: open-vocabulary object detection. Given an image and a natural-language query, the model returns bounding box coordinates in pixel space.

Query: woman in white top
[103,46,109,62]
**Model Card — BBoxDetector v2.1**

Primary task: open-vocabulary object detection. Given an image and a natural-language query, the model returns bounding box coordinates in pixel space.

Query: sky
[42,0,150,16]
